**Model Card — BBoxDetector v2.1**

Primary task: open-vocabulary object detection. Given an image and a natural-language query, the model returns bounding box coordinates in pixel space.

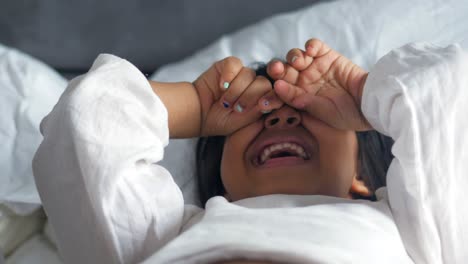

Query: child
[33,39,468,263]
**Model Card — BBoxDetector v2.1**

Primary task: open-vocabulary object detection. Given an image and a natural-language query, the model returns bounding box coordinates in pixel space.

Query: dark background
[0,0,326,77]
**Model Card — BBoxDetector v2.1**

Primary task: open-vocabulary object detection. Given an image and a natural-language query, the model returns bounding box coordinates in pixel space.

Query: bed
[1,0,468,262]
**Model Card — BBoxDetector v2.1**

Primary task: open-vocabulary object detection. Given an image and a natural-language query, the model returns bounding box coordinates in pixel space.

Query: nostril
[269,118,280,126]
[287,117,297,125]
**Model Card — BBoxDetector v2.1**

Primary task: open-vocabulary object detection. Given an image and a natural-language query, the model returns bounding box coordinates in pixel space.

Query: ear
[349,176,373,198]
[348,152,373,199]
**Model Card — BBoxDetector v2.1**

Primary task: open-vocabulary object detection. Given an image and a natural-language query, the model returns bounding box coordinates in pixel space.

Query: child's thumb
[273,80,305,106]
[291,94,338,129]
[273,80,339,129]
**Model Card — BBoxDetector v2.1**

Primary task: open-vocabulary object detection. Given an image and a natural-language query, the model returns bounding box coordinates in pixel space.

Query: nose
[264,105,301,129]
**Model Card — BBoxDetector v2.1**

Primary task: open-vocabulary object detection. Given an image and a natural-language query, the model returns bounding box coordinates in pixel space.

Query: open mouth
[254,142,311,166]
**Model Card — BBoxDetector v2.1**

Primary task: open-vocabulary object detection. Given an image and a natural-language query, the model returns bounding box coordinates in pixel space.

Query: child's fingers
[266,60,299,84]
[304,38,332,57]
[273,80,306,107]
[257,89,284,114]
[221,67,256,108]
[232,76,271,113]
[215,56,244,89]
[286,48,313,71]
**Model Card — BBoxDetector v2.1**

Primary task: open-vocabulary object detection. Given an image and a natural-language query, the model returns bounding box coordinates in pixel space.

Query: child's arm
[32,54,278,264]
[148,81,201,138]
[33,55,184,264]
[150,56,282,139]
[360,43,468,263]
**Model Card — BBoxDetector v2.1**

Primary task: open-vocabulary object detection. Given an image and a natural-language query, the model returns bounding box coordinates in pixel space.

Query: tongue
[262,156,304,167]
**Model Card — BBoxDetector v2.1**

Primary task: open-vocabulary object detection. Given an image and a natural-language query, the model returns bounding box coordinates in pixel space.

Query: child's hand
[267,39,373,131]
[194,56,282,136]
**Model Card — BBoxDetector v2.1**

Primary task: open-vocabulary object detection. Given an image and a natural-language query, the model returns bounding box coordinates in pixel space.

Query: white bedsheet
[5,235,61,264]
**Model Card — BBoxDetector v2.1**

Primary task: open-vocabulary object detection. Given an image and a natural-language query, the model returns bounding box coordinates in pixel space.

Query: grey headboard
[0,0,327,77]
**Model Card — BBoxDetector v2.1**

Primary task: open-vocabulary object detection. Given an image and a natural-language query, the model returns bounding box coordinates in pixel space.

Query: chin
[250,177,320,196]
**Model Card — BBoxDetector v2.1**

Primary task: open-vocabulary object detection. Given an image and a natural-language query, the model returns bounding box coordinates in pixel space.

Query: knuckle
[238,93,255,108]
[225,56,242,67]
[237,98,248,108]
[306,38,320,46]
[246,68,256,79]
[256,76,272,89]
[287,48,301,59]
[237,67,256,83]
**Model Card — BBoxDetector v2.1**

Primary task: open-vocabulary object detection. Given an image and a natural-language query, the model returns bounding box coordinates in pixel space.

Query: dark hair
[196,64,394,206]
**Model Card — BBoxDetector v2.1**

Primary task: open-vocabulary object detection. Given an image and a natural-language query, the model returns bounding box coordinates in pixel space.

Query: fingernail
[235,104,243,113]
[291,56,298,63]
[223,82,230,89]
[261,110,271,114]
[223,101,230,108]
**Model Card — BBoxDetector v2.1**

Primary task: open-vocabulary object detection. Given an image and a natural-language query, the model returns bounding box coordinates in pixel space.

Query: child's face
[220,105,359,201]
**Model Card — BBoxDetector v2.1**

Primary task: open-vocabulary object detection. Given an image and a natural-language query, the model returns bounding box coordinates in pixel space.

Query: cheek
[317,131,358,192]
[220,138,237,179]
[220,136,249,199]
[220,121,264,199]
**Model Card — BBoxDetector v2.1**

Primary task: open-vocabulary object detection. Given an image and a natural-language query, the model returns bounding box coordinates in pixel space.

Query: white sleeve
[361,43,468,263]
[32,54,185,264]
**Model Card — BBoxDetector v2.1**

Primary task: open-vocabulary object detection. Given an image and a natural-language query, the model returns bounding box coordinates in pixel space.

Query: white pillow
[151,0,468,205]
[0,45,67,214]
[5,235,62,264]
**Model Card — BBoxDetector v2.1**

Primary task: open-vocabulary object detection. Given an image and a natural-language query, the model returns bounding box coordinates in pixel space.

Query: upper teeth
[259,142,309,164]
